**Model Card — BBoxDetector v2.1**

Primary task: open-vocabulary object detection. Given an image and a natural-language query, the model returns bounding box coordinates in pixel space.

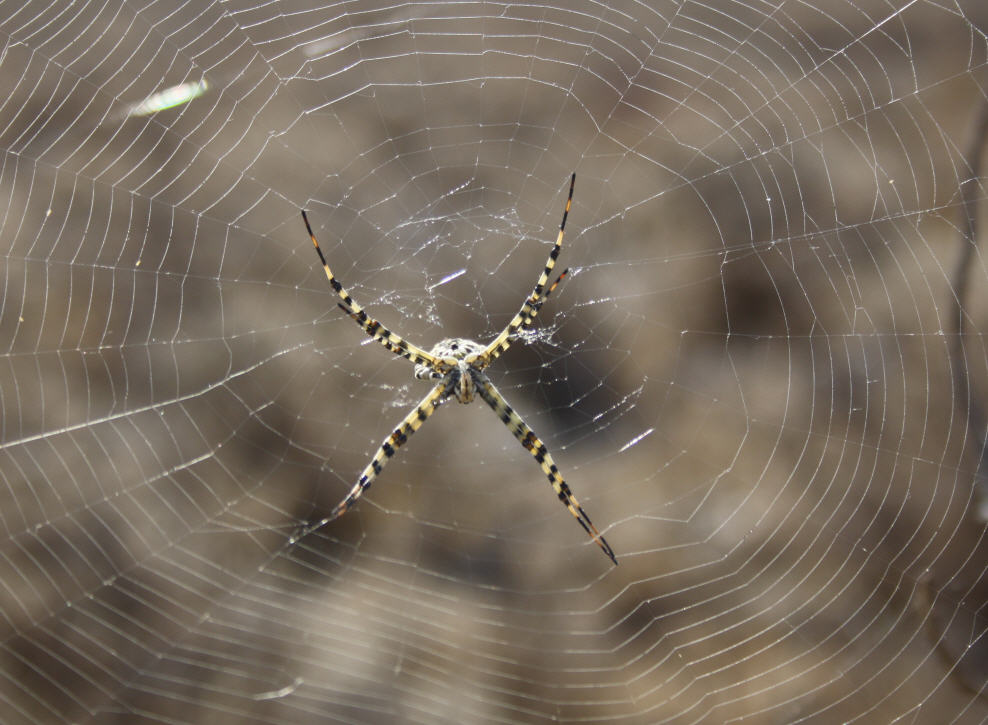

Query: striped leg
[475,173,575,367]
[328,382,448,520]
[302,210,444,372]
[475,378,618,565]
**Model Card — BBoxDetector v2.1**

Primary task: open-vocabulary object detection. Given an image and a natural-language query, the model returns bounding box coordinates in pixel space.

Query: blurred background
[1,1,987,722]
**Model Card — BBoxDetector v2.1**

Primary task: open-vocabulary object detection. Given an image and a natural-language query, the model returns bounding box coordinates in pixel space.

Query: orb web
[1,1,987,723]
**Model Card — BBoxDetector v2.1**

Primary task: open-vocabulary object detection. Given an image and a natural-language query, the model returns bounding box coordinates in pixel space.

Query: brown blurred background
[1,1,987,723]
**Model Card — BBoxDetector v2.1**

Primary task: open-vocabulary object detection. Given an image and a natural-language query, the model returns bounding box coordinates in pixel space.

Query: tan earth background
[1,2,987,723]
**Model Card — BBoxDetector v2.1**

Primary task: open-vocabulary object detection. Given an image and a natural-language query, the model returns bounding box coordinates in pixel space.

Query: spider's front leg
[473,375,618,565]
[324,381,449,522]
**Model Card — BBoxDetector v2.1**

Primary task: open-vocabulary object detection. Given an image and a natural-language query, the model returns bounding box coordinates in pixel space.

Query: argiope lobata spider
[302,173,617,565]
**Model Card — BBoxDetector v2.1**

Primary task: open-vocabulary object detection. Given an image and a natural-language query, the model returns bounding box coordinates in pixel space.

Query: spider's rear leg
[477,173,575,366]
[302,209,441,370]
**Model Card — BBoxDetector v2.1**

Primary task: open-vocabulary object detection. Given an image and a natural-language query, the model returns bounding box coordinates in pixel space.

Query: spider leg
[302,210,444,372]
[475,377,618,565]
[475,173,575,367]
[325,382,449,521]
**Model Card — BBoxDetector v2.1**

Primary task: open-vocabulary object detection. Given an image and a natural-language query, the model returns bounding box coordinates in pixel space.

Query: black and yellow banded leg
[477,173,575,367]
[302,210,443,371]
[476,378,618,565]
[328,382,448,520]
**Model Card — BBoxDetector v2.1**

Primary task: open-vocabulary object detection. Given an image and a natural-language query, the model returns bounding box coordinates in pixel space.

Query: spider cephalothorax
[415,337,487,403]
[302,173,617,564]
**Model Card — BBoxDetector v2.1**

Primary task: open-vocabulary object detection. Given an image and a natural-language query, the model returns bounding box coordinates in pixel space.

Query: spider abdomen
[428,337,486,360]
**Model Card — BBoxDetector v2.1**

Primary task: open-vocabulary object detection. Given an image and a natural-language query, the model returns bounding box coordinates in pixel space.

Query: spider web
[1,1,987,722]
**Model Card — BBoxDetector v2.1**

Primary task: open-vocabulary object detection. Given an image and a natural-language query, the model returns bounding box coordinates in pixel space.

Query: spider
[302,173,617,565]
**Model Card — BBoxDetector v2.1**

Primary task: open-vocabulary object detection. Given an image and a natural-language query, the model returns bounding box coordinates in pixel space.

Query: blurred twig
[950,93,988,523]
